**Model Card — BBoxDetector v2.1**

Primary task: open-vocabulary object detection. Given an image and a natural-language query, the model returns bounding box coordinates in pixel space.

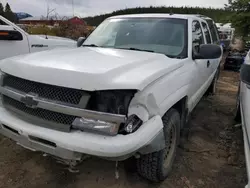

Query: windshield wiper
[82,44,99,47]
[116,47,155,53]
[165,54,186,59]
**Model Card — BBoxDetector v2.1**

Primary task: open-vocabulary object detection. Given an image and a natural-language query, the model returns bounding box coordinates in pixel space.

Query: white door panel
[241,83,250,140]
[0,25,29,60]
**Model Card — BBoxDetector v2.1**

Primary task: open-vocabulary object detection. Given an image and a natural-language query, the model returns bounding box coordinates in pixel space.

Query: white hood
[33,35,75,42]
[0,47,184,91]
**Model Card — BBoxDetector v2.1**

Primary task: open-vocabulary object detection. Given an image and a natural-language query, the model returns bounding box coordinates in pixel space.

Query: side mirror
[193,44,222,59]
[77,37,86,47]
[0,30,23,41]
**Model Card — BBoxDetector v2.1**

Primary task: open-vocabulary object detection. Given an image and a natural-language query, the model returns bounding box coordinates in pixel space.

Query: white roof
[109,13,207,20]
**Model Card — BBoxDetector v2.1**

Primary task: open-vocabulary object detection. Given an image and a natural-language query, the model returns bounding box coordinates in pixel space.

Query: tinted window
[192,21,204,53]
[206,19,219,44]
[202,22,212,44]
[84,18,188,58]
[0,20,7,25]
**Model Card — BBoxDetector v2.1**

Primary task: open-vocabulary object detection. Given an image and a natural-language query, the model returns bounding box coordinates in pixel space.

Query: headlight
[72,117,120,136]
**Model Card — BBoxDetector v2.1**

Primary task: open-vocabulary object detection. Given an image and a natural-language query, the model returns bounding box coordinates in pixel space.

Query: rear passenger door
[205,20,222,74]
[201,21,218,78]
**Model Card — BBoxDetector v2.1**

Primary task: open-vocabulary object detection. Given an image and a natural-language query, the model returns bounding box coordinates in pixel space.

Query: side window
[202,22,212,44]
[192,21,204,54]
[206,20,219,44]
[0,20,7,25]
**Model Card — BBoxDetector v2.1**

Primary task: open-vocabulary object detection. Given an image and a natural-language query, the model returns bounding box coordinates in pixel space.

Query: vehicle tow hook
[43,153,90,173]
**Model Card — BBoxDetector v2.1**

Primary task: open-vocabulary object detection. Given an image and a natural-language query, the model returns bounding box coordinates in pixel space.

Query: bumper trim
[0,123,82,160]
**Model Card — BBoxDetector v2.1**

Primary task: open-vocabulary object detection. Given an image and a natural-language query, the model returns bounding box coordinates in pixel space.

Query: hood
[34,35,75,42]
[0,47,184,91]
[28,35,76,48]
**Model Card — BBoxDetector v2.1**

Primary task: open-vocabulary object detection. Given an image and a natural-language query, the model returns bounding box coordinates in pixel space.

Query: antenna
[72,0,75,17]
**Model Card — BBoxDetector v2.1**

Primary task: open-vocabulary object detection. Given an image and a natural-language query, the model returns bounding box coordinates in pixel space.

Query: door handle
[207,60,210,68]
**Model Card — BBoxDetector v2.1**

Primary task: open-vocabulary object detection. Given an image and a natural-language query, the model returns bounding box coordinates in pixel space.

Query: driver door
[0,19,29,60]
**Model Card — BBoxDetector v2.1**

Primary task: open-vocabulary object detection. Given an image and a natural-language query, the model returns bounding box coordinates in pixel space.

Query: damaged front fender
[128,92,160,122]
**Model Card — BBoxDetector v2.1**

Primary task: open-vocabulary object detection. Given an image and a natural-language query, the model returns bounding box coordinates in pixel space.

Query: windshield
[84,18,188,58]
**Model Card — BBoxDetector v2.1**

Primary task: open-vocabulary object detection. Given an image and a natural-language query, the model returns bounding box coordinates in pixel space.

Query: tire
[206,69,219,95]
[235,87,241,122]
[136,109,180,182]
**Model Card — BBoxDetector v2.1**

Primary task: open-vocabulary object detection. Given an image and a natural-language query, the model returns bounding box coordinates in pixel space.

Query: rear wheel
[136,109,180,182]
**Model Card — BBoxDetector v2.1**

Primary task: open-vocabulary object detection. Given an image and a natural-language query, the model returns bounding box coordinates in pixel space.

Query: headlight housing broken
[72,90,142,135]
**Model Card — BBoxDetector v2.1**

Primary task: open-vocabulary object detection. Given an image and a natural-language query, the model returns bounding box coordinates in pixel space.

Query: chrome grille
[1,74,88,132]
[3,75,84,105]
[3,96,76,131]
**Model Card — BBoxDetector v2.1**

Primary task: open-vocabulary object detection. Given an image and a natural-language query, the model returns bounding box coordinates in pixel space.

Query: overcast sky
[2,0,228,17]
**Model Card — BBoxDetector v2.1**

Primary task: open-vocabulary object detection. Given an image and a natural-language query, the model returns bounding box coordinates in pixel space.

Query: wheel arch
[159,85,189,129]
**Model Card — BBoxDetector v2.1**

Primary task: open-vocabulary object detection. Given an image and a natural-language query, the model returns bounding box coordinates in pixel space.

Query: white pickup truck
[0,16,75,60]
[0,14,222,182]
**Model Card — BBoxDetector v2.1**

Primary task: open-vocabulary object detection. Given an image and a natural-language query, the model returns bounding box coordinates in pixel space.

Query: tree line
[84,6,235,26]
[225,0,250,41]
[84,1,249,41]
[0,1,16,22]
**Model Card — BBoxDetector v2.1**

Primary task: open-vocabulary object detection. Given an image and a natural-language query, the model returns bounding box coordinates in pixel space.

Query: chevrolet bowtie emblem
[20,94,38,108]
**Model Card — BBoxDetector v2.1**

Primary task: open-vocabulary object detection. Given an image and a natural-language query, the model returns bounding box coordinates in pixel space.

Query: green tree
[0,2,4,16]
[84,6,234,26]
[4,3,16,22]
[225,0,250,40]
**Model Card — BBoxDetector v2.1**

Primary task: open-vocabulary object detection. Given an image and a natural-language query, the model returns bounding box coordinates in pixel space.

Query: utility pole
[72,0,75,17]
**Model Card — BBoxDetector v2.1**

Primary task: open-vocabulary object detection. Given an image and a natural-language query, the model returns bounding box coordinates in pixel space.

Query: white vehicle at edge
[235,50,250,188]
[0,14,222,182]
[0,16,75,60]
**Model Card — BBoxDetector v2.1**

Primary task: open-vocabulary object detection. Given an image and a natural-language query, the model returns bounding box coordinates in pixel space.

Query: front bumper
[0,106,164,160]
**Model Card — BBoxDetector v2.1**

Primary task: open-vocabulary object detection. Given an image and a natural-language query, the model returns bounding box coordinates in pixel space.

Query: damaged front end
[72,90,143,135]
[0,74,144,136]
[0,74,165,162]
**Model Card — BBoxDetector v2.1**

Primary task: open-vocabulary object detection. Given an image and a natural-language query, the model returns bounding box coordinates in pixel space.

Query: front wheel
[136,109,180,182]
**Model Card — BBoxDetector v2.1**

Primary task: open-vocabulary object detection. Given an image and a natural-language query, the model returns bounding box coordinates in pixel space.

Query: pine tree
[0,2,4,16]
[225,0,250,40]
[4,3,16,22]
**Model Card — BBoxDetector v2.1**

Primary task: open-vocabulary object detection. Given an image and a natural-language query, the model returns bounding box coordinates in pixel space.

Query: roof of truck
[109,14,212,20]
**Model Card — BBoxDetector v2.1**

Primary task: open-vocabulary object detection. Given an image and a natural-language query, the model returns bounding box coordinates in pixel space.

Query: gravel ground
[0,69,247,188]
